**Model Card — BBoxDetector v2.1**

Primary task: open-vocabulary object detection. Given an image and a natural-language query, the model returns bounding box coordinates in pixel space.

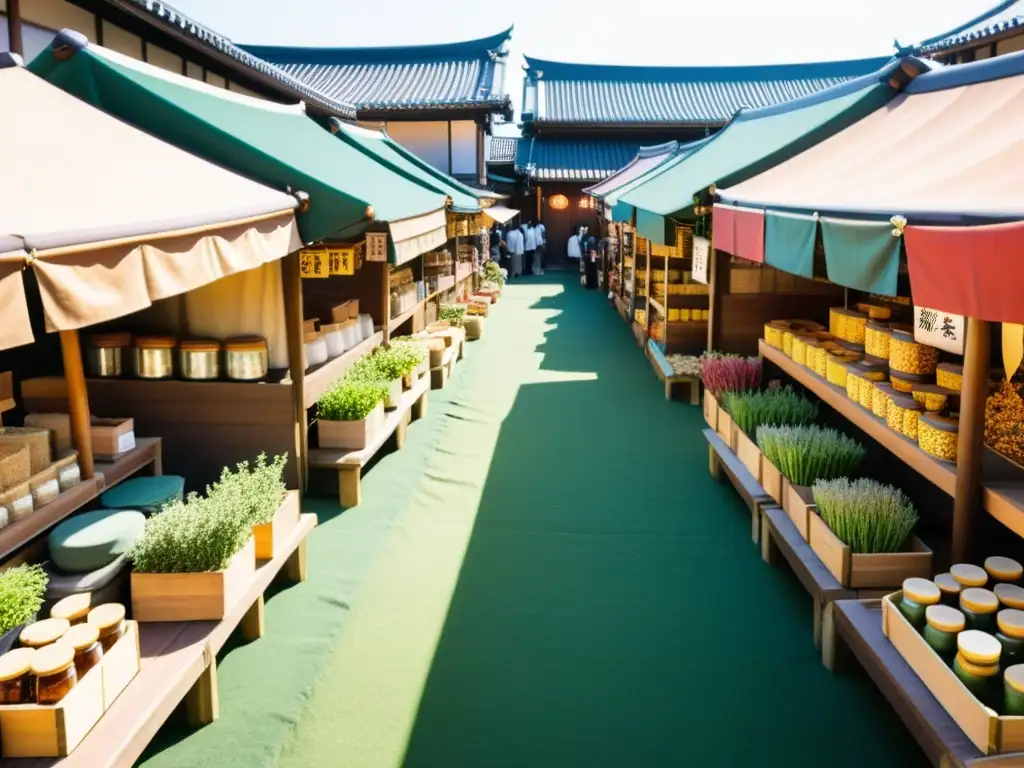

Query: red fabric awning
[905,221,1024,323]
[713,204,765,263]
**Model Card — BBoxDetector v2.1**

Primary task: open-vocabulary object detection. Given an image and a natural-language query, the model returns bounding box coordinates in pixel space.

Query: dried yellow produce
[888,393,925,439]
[890,329,939,375]
[865,321,892,359]
[937,363,964,392]
[919,413,959,462]
[985,380,1024,466]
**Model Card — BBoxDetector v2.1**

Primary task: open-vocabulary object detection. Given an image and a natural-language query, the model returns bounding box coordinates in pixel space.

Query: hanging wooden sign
[913,305,965,355]
[299,248,329,278]
[365,232,388,263]
[692,236,710,284]
[328,247,356,276]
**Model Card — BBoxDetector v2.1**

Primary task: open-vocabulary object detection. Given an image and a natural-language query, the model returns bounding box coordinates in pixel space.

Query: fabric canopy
[31,32,448,264]
[609,59,907,244]
[584,141,680,199]
[483,205,520,224]
[0,57,301,352]
[604,139,709,223]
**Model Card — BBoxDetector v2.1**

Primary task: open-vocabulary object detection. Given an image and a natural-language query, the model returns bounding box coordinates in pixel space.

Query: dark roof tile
[913,0,1024,54]
[515,138,644,182]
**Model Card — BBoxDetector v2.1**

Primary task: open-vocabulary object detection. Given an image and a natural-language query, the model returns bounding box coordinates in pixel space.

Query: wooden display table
[647,340,700,403]
[308,373,430,508]
[430,345,457,390]
[704,429,771,543]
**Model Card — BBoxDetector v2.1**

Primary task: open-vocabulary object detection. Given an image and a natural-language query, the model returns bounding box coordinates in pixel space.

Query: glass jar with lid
[0,647,36,703]
[133,336,176,379]
[19,617,70,649]
[899,577,941,628]
[50,593,91,625]
[996,583,1024,611]
[923,605,965,659]
[918,413,959,462]
[31,643,78,704]
[871,381,896,420]
[225,336,269,381]
[952,563,989,589]
[961,588,1000,633]
[934,573,963,607]
[886,394,925,439]
[997,609,1024,667]
[954,630,1002,708]
[1006,665,1024,715]
[987,557,1023,585]
[62,623,103,678]
[87,603,126,653]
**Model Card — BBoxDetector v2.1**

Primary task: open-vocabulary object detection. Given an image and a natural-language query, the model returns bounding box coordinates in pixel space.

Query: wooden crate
[131,539,256,622]
[808,515,932,589]
[716,410,735,452]
[783,481,814,540]
[760,456,784,505]
[882,593,1024,755]
[735,428,761,483]
[703,391,718,430]
[0,621,140,757]
[253,491,301,561]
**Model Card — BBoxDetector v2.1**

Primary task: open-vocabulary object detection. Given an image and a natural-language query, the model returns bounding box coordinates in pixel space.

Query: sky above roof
[166,0,994,135]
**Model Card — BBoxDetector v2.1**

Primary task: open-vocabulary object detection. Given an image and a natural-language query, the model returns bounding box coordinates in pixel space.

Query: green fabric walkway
[140,273,927,767]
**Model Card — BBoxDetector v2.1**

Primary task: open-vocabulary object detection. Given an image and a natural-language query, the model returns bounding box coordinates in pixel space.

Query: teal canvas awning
[610,59,908,245]
[31,32,449,264]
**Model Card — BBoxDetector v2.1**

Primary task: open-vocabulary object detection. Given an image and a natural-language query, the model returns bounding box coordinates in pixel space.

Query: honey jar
[952,563,989,589]
[31,643,77,704]
[826,354,851,387]
[19,618,70,649]
[937,362,964,391]
[935,573,963,606]
[62,623,103,679]
[918,413,959,462]
[872,382,896,419]
[997,583,1024,610]
[987,557,1024,584]
[764,321,788,349]
[855,302,892,320]
[790,335,812,367]
[830,307,868,345]
[0,648,36,704]
[889,329,939,375]
[887,393,925,439]
[50,593,91,625]
[864,321,892,359]
[890,369,931,394]
[87,603,126,653]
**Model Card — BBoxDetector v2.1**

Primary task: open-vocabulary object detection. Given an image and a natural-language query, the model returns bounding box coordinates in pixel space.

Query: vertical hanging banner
[365,232,388,263]
[692,236,710,284]
[299,248,329,278]
[1003,323,1024,380]
[328,247,356,276]
[913,305,965,355]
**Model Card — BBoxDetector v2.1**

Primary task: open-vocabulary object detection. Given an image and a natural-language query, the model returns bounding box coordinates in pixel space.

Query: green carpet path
[139,273,927,767]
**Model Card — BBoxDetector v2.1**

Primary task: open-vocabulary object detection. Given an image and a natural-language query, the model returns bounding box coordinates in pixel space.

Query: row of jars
[899,559,1024,713]
[89,332,269,382]
[0,596,125,705]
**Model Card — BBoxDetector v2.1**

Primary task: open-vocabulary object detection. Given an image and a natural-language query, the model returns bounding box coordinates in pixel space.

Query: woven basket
[0,481,33,523]
[0,445,30,495]
[0,427,52,475]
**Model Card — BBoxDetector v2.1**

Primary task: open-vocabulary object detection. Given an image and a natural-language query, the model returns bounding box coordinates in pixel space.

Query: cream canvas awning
[483,205,520,224]
[0,56,302,351]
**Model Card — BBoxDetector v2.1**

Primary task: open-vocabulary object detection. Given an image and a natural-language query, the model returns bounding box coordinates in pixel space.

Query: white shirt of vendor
[524,226,537,251]
[567,234,582,260]
[506,227,525,255]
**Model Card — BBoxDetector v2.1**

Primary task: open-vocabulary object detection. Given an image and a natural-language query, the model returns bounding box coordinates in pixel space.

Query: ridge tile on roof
[912,0,1024,53]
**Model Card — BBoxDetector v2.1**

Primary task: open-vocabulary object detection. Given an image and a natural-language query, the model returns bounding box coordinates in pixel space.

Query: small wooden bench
[704,428,772,544]
[822,599,1022,767]
[307,373,430,508]
[647,341,700,404]
[760,504,858,649]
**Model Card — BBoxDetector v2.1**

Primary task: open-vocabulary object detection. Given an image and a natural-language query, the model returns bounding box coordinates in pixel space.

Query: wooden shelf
[455,262,474,284]
[302,331,384,409]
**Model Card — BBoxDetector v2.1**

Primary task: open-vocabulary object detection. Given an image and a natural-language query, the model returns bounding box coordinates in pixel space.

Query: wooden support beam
[535,184,542,222]
[185,662,219,726]
[281,252,307,493]
[59,330,94,480]
[240,594,265,641]
[7,0,23,57]
[952,318,991,562]
[285,538,308,582]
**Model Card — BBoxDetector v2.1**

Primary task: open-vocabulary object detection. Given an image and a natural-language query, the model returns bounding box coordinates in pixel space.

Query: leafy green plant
[318,379,388,421]
[389,342,426,375]
[757,425,866,487]
[439,304,466,327]
[0,564,47,635]
[483,259,505,287]
[724,387,818,436]
[813,478,919,554]
[204,453,287,527]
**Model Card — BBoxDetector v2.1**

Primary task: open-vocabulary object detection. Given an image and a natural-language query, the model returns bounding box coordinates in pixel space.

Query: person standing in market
[584,229,599,289]
[506,222,524,278]
[534,220,547,272]
[523,221,538,276]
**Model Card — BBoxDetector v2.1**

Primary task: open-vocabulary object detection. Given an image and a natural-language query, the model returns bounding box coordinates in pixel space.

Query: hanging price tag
[328,247,355,276]
[691,236,710,284]
[365,232,388,262]
[914,305,964,355]
[299,249,329,278]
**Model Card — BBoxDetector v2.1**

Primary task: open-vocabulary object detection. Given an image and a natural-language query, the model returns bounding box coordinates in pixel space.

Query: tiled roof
[913,0,1024,54]
[240,28,514,114]
[515,138,643,182]
[487,136,518,163]
[105,0,358,118]
[522,55,892,126]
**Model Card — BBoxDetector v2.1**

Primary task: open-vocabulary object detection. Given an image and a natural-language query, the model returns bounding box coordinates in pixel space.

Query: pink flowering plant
[699,352,762,396]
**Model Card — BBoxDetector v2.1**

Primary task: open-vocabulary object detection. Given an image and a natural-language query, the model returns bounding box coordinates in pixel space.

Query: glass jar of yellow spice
[936,362,963,391]
[0,647,36,704]
[864,321,892,360]
[61,623,103,679]
[872,382,896,420]
[890,328,939,375]
[887,394,925,439]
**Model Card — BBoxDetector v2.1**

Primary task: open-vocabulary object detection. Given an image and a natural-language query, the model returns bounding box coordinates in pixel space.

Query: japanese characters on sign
[691,236,710,285]
[299,248,329,279]
[914,305,964,355]
[328,247,356,276]
[365,232,388,262]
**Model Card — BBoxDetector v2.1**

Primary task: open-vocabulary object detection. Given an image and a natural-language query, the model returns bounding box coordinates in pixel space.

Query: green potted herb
[809,478,931,588]
[757,425,866,538]
[317,379,388,450]
[722,387,818,481]
[206,453,296,560]
[347,350,404,410]
[0,564,47,653]
[389,342,428,389]
[439,304,466,328]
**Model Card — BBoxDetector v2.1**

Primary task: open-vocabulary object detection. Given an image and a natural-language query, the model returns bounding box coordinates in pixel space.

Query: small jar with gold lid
[955,630,1002,708]
[19,617,70,649]
[31,643,77,704]
[87,603,126,653]
[923,605,965,659]
[62,623,103,679]
[872,381,895,420]
[0,647,37,703]
[935,573,963,607]
[937,362,964,392]
[50,593,91,625]
[961,588,1000,633]
[996,583,1024,611]
[997,609,1024,667]
[1006,665,1024,715]
[899,578,941,628]
[987,557,1023,585]
[952,563,989,590]
[887,394,925,439]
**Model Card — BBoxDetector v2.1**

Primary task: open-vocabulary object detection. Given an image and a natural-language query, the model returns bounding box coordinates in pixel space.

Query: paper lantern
[549,194,569,210]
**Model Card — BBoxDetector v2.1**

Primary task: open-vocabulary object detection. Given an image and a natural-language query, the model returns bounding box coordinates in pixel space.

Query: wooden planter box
[319,403,385,451]
[882,592,1024,755]
[783,482,814,540]
[704,391,718,430]
[384,378,402,411]
[0,621,140,758]
[131,539,256,622]
[807,514,932,588]
[760,456,784,505]
[716,410,735,452]
[735,428,761,483]
[253,490,300,561]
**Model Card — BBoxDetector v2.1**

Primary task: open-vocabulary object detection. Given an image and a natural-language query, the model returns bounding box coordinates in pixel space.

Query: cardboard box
[331,300,359,323]
[90,418,135,459]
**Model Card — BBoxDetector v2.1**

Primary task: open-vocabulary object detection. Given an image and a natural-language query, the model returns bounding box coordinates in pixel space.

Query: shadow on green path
[273,275,927,768]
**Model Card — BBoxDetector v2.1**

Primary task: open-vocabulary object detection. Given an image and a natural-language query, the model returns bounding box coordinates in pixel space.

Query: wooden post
[535,185,542,221]
[7,0,23,57]
[59,330,94,480]
[381,262,391,341]
[281,252,307,493]
[952,318,990,562]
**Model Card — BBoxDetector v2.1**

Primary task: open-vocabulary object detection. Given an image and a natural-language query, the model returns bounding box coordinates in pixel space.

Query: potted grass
[0,564,47,654]
[700,353,762,445]
[389,342,428,389]
[809,478,932,588]
[348,352,403,410]
[757,425,866,538]
[723,387,817,482]
[128,490,256,621]
[317,379,388,450]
